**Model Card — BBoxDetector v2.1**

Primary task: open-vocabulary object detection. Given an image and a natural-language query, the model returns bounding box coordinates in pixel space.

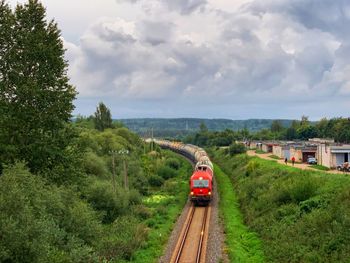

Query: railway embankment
[211,148,350,262]
[214,164,265,262]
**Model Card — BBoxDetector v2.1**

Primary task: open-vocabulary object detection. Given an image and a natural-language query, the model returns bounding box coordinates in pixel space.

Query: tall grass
[215,165,265,262]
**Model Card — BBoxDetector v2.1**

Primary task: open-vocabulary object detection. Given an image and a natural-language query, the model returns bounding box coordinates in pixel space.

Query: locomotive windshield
[193,180,209,188]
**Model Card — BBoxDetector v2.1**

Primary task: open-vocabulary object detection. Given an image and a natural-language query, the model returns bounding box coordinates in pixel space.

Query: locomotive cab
[190,171,212,205]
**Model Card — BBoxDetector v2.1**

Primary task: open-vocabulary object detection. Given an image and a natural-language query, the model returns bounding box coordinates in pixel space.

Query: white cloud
[37,0,350,118]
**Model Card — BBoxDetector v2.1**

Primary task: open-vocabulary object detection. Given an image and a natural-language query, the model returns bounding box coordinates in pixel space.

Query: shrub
[148,175,164,187]
[246,159,260,177]
[84,179,129,223]
[157,166,177,180]
[100,216,147,261]
[162,180,179,195]
[83,151,109,178]
[132,205,153,220]
[290,178,319,203]
[165,158,181,170]
[228,142,246,156]
[0,163,101,262]
[128,189,142,205]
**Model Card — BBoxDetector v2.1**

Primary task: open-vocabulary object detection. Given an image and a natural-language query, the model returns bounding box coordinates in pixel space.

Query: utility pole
[109,150,117,193]
[123,158,128,190]
[118,149,129,190]
[151,127,154,152]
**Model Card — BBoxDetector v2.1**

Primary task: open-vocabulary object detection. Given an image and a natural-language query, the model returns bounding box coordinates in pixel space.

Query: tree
[228,142,246,156]
[300,115,310,127]
[297,125,317,140]
[199,122,208,133]
[286,127,297,140]
[94,102,113,131]
[0,0,77,176]
[271,120,283,133]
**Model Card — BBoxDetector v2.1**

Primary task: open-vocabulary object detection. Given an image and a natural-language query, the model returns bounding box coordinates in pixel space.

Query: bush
[157,166,177,180]
[132,205,153,220]
[100,216,147,261]
[83,151,109,178]
[148,175,164,187]
[0,163,101,262]
[228,142,246,156]
[165,158,181,170]
[128,189,142,205]
[84,179,129,223]
[246,159,260,177]
[290,178,319,203]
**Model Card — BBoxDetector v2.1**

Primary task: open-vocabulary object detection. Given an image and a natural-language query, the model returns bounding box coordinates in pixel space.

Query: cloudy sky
[8,0,350,120]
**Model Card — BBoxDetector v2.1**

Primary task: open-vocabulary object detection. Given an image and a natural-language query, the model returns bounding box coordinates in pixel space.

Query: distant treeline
[118,118,295,138]
[184,116,350,147]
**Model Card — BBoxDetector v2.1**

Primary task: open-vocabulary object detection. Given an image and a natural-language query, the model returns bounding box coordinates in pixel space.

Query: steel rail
[196,206,208,263]
[174,205,196,263]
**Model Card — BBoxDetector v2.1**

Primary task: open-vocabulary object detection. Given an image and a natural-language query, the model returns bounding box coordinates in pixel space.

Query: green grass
[268,155,280,160]
[255,149,265,154]
[214,164,265,262]
[309,164,330,171]
[125,157,191,263]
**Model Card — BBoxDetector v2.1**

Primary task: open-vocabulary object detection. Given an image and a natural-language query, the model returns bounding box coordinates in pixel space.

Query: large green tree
[270,120,283,132]
[94,102,113,131]
[0,0,77,176]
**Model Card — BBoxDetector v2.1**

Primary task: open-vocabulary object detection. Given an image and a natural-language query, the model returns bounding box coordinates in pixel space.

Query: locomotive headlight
[208,191,211,195]
[190,191,194,195]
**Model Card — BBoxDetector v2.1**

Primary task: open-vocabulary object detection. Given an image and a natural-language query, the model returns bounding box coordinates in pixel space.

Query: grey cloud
[116,0,207,14]
[68,0,350,119]
[247,0,350,40]
[162,0,207,14]
[138,20,174,45]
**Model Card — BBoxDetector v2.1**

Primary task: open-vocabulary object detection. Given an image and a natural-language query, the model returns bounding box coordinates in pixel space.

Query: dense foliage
[0,0,76,177]
[211,149,350,262]
[0,1,192,262]
[0,118,192,262]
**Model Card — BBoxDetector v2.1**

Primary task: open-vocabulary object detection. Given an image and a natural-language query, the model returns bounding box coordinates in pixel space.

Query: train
[154,139,213,205]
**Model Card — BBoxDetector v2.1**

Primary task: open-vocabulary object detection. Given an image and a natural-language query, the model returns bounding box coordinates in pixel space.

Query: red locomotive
[190,170,212,204]
[154,139,214,205]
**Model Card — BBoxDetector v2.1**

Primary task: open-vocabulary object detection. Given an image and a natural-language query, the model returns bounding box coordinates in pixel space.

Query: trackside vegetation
[212,148,350,262]
[123,156,191,263]
[214,164,265,262]
[0,1,193,261]
[0,123,192,262]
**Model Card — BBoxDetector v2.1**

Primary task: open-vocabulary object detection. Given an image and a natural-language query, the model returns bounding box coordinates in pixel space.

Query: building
[317,144,350,168]
[261,142,279,153]
[272,145,283,158]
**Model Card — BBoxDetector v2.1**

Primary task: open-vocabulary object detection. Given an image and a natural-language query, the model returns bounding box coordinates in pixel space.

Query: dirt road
[247,150,344,175]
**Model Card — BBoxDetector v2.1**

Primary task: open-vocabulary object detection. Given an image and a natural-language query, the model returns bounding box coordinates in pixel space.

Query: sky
[8,0,350,120]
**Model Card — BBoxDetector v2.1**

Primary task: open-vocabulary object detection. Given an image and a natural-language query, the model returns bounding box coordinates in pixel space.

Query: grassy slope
[214,150,350,263]
[215,164,265,262]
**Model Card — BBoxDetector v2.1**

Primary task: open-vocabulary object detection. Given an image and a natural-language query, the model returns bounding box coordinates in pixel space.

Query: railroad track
[170,205,211,263]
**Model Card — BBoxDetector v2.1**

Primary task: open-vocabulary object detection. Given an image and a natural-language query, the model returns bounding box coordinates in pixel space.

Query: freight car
[154,139,213,205]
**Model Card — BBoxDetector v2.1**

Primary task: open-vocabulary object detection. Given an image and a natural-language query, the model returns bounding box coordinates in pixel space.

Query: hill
[118,118,294,138]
